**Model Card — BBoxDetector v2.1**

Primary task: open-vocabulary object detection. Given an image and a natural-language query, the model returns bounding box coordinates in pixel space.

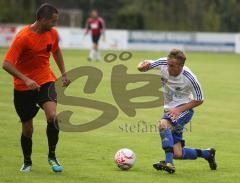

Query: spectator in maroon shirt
[84,9,105,61]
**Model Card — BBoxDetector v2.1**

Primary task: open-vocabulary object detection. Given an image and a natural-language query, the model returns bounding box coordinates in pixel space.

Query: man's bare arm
[167,100,203,119]
[137,60,152,72]
[52,48,71,87]
[2,61,40,90]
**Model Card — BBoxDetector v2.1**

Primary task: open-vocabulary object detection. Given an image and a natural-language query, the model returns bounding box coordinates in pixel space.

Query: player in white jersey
[137,49,217,174]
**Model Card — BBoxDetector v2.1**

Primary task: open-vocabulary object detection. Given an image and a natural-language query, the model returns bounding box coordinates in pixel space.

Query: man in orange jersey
[2,3,70,173]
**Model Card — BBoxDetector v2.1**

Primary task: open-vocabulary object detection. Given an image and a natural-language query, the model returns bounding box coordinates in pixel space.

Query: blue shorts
[162,109,194,145]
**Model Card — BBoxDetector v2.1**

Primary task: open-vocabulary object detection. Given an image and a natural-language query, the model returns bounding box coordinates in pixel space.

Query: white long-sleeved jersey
[149,57,204,109]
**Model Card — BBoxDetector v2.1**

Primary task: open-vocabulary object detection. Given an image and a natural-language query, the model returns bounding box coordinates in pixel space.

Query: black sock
[196,149,202,157]
[46,120,59,159]
[21,134,32,165]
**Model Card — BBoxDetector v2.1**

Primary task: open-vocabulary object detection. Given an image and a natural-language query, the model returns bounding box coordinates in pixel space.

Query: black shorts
[14,82,57,122]
[91,34,101,44]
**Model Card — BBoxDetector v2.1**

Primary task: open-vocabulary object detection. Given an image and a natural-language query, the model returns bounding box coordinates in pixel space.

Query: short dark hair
[36,3,58,20]
[168,48,186,65]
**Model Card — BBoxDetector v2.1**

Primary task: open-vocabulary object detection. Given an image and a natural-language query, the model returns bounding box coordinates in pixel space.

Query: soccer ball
[114,148,136,170]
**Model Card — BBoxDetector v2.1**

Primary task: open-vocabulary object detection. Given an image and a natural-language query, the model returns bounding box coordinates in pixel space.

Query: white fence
[128,31,236,52]
[56,27,128,50]
[0,25,17,47]
[1,24,240,53]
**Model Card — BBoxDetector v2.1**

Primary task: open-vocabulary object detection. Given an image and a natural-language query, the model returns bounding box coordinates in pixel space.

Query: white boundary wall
[0,24,239,53]
[56,27,128,50]
[0,25,17,47]
[128,31,236,52]
[235,34,240,53]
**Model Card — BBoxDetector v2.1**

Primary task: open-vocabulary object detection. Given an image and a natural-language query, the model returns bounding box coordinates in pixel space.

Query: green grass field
[0,48,240,183]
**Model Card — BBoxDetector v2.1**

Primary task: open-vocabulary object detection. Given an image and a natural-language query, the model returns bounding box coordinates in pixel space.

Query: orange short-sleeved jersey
[4,25,59,91]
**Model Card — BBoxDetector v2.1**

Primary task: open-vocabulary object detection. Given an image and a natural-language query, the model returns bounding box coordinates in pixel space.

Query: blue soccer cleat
[48,158,63,172]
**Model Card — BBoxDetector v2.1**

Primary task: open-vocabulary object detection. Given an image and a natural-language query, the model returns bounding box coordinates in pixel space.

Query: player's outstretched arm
[137,60,152,72]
